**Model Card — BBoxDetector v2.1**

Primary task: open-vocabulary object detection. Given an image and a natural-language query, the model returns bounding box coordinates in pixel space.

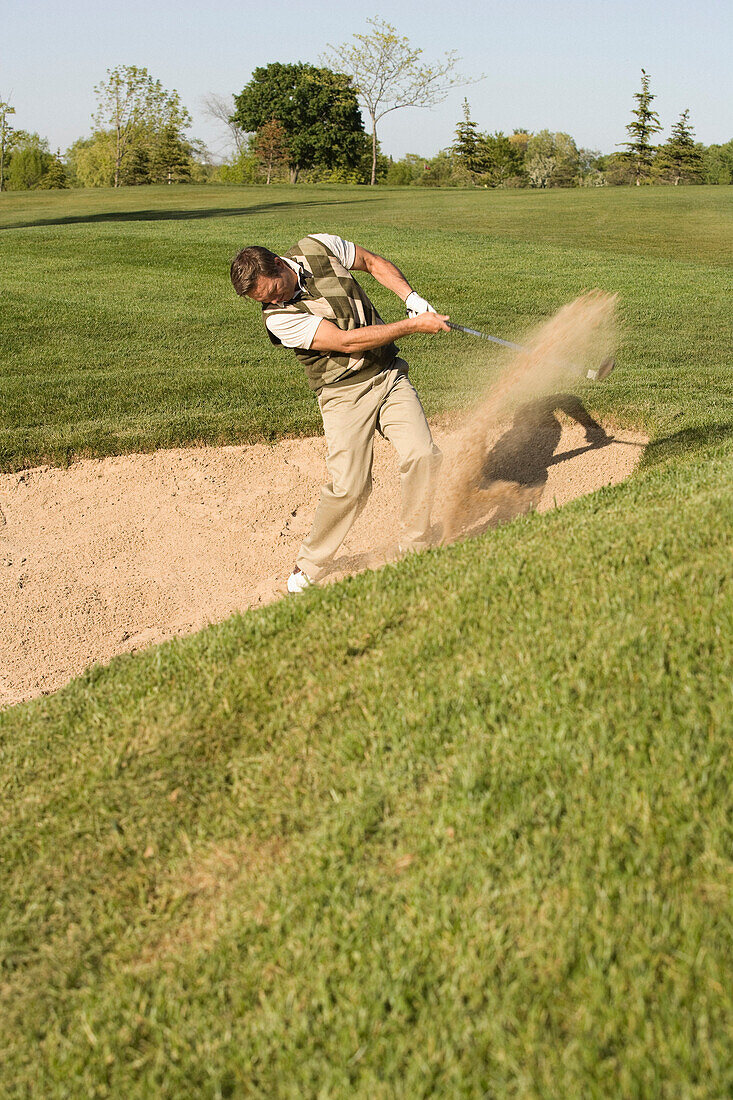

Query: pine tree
[120,144,151,186]
[150,124,191,184]
[621,69,662,185]
[38,153,68,189]
[452,99,481,177]
[657,110,704,185]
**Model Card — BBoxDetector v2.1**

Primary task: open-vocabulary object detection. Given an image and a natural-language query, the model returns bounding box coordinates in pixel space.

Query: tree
[508,129,530,161]
[620,69,662,185]
[66,133,115,187]
[655,110,704,185]
[526,130,579,187]
[201,93,246,158]
[453,99,482,176]
[38,153,68,189]
[253,118,289,184]
[232,63,366,183]
[6,132,52,190]
[94,65,192,187]
[474,131,525,186]
[0,97,17,191]
[701,139,733,184]
[325,18,468,185]
[120,144,151,186]
[150,124,192,184]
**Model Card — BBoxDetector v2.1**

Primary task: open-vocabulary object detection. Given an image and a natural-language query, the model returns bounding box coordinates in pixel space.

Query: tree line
[1,33,731,193]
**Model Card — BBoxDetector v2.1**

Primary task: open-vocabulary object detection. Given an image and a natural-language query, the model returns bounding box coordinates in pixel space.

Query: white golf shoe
[287,567,314,594]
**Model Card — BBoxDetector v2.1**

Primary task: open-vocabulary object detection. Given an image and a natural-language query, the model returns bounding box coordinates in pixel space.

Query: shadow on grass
[2,197,371,231]
[642,422,733,467]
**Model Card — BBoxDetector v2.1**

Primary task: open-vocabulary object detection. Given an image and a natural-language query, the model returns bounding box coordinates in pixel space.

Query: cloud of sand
[440,290,618,541]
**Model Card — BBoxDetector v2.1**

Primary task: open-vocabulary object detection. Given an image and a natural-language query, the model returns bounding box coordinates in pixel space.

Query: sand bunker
[1,292,647,708]
[1,411,645,708]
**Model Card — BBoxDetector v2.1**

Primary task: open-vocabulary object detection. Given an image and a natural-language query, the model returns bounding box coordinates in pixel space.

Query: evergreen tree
[120,144,151,185]
[656,110,704,185]
[38,153,68,189]
[452,99,481,177]
[621,69,662,185]
[150,124,192,184]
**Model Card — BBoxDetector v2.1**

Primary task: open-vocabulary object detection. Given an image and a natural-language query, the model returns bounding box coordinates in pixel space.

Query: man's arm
[350,245,414,301]
[310,311,450,355]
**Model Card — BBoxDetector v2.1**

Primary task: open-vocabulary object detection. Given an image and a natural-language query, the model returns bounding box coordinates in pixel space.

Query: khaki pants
[296,360,442,581]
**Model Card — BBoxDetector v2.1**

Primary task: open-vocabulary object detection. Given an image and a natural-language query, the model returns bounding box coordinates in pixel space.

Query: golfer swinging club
[230,234,450,593]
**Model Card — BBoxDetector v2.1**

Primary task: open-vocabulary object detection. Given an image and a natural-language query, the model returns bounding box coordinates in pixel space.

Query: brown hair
[230,246,282,297]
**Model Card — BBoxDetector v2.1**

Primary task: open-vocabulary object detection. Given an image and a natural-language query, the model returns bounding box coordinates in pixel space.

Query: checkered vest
[262,236,398,393]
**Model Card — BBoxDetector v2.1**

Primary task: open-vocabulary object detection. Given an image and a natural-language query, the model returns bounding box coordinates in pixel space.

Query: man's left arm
[351,245,436,315]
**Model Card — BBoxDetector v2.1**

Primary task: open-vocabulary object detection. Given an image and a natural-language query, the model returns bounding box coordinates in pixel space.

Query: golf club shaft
[447,321,611,382]
[447,321,524,352]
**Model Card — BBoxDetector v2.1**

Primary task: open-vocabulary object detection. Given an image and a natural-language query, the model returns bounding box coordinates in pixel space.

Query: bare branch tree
[201,93,247,160]
[324,18,477,184]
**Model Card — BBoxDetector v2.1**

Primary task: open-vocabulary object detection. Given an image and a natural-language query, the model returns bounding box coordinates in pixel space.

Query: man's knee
[331,472,373,509]
[400,440,442,474]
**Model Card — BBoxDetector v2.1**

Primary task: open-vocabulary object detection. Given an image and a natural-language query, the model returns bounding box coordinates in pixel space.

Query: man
[230,233,450,593]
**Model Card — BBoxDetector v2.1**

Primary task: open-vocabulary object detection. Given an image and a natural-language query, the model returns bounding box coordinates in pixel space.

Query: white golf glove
[405,290,437,317]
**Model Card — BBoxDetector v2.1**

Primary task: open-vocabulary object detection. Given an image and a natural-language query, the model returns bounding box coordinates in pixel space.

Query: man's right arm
[309,312,451,355]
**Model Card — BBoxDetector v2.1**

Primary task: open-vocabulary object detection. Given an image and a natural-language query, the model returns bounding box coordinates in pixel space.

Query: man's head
[230,246,298,305]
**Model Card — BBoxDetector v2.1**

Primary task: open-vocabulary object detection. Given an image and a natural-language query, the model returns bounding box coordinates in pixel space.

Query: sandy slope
[0,409,646,709]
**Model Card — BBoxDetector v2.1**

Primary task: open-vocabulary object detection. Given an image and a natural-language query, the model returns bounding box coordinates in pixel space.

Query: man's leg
[377,364,442,552]
[296,374,381,581]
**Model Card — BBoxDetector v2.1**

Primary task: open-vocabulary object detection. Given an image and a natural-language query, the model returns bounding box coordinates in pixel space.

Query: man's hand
[405,290,437,317]
[413,312,451,334]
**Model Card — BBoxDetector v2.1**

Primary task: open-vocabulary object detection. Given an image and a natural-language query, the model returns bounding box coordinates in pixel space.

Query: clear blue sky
[4,0,732,160]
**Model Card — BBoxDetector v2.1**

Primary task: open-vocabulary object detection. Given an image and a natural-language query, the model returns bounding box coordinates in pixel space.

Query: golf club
[447,321,615,382]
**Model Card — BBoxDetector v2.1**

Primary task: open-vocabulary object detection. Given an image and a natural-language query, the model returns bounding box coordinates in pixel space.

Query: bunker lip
[0,415,647,710]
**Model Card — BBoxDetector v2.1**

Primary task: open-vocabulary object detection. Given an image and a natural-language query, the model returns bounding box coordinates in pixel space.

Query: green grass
[1,184,731,470]
[1,184,732,1097]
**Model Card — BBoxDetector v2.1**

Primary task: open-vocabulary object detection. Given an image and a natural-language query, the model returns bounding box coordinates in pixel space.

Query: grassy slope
[1,185,732,1096]
[1,184,731,470]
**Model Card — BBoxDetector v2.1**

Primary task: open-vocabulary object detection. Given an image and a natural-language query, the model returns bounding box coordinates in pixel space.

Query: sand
[1,291,647,709]
[1,411,646,709]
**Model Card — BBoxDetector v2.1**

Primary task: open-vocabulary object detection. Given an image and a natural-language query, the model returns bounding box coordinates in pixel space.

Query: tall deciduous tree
[232,63,366,183]
[201,93,246,158]
[621,69,662,185]
[325,18,468,185]
[6,132,52,190]
[0,98,16,192]
[93,65,192,187]
[526,130,579,188]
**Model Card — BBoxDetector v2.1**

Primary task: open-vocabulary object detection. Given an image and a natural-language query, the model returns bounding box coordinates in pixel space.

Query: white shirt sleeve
[265,312,323,350]
[264,234,357,348]
[309,233,356,270]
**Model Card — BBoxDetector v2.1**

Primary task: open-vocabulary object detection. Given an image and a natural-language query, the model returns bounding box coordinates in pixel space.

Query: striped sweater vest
[262,236,398,393]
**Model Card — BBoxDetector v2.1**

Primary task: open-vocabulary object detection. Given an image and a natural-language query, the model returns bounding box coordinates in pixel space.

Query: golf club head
[586,357,615,382]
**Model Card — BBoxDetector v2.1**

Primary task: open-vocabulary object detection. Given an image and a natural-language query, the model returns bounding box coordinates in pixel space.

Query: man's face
[246,258,298,306]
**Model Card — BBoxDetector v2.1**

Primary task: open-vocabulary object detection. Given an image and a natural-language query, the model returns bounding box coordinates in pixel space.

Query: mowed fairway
[1,185,732,1097]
